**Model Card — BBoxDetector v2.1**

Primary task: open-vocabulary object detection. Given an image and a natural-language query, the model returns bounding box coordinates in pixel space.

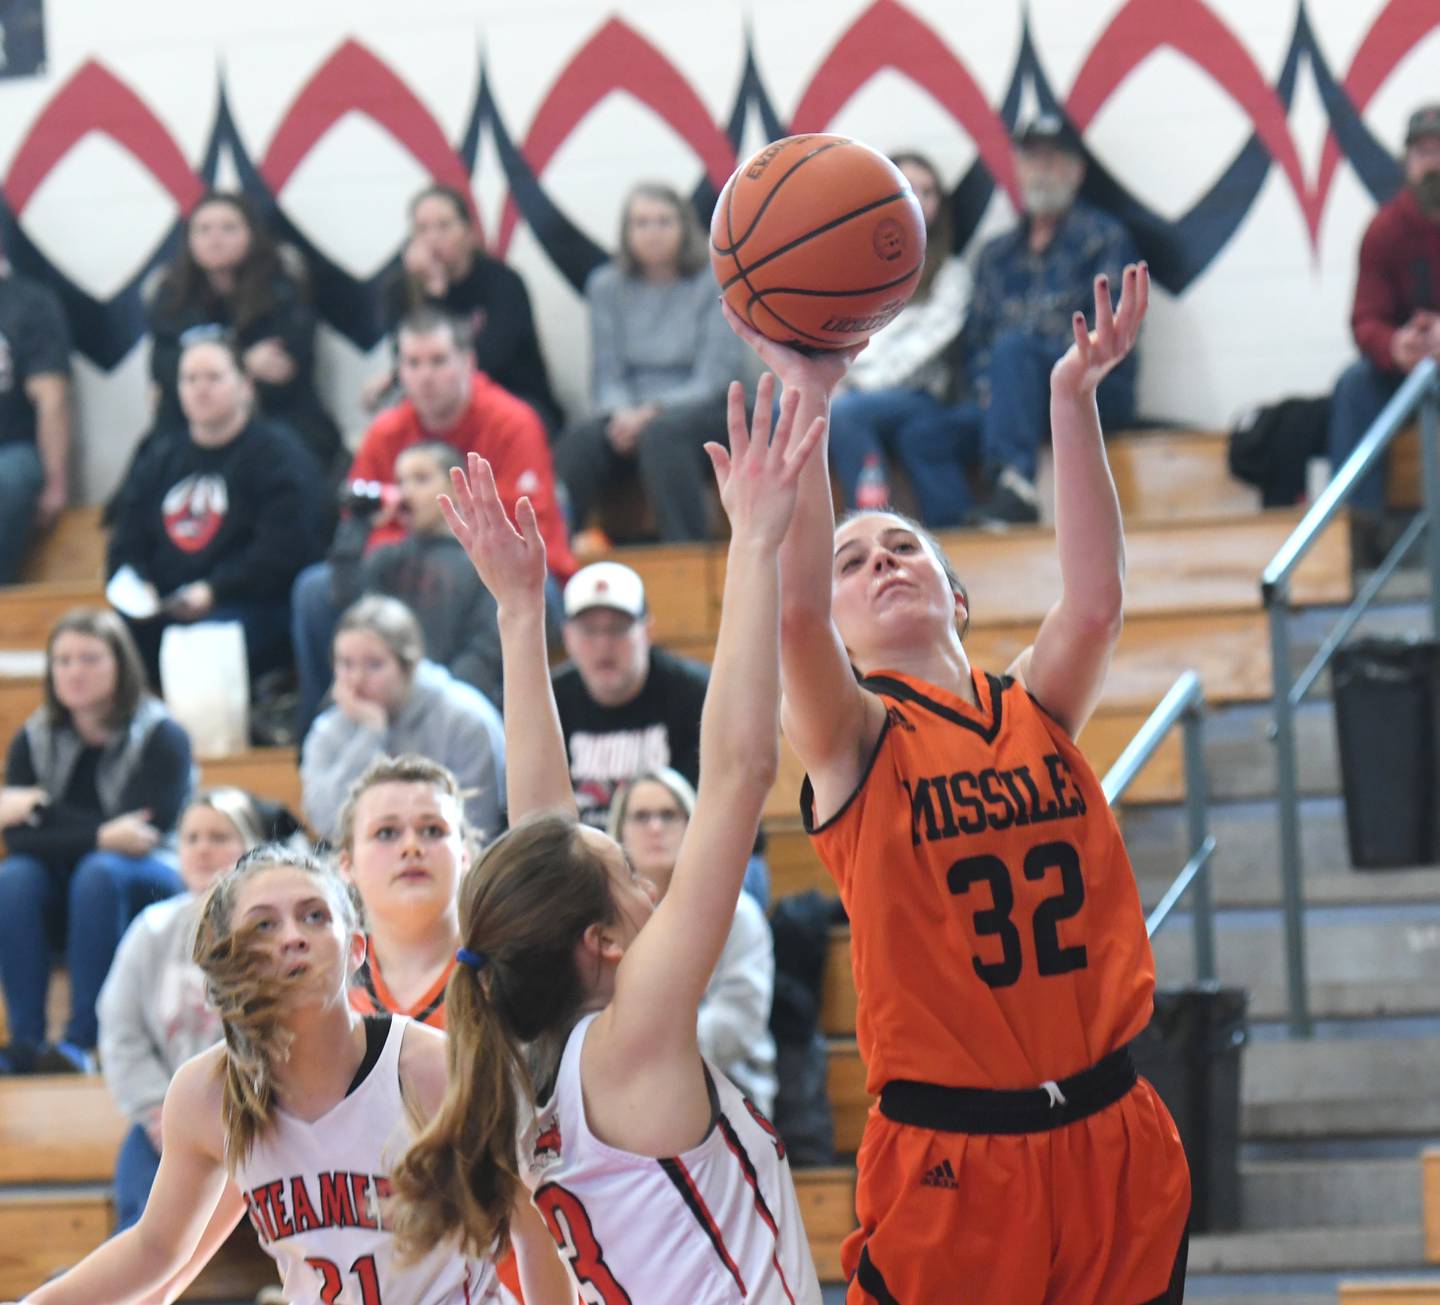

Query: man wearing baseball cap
[955,112,1141,526]
[552,560,709,823]
[553,559,769,903]
[1328,103,1440,564]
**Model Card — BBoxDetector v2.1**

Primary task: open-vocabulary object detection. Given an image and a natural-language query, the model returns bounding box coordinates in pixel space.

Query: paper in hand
[106,565,161,619]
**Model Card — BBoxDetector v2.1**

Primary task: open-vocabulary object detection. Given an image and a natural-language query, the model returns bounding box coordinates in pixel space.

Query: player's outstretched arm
[1011,263,1147,737]
[604,373,824,1050]
[721,306,879,788]
[20,1053,234,1304]
[441,454,577,822]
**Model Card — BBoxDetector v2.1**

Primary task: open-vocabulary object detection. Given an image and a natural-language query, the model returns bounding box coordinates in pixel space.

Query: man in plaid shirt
[960,115,1139,526]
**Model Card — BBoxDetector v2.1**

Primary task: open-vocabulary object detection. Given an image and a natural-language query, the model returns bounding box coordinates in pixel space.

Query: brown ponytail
[191,844,360,1172]
[390,812,620,1259]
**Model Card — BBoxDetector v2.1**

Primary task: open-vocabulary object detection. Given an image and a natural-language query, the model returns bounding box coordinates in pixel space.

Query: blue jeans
[975,329,1138,481]
[1329,357,1402,514]
[742,854,769,911]
[114,1121,161,1231]
[0,851,184,1049]
[0,442,44,584]
[828,389,981,527]
[291,561,340,738]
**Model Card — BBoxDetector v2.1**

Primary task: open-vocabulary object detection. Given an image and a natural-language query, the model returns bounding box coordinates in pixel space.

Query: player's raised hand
[705,373,826,549]
[1051,262,1149,399]
[720,301,865,396]
[440,453,547,614]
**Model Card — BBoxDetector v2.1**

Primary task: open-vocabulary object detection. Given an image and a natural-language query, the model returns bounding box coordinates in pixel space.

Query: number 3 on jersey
[948,840,1088,987]
[534,1183,632,1304]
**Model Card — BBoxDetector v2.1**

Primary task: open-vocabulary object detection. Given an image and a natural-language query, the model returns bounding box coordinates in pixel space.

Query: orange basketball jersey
[804,668,1154,1093]
[348,941,451,1030]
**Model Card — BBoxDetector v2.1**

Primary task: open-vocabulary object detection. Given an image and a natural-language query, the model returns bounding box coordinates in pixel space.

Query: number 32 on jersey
[949,839,1088,988]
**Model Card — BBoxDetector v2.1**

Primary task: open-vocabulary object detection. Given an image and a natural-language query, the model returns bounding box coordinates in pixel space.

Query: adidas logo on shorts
[920,1159,958,1190]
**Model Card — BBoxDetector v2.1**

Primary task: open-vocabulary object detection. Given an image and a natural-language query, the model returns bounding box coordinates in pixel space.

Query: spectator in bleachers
[1328,103,1440,562]
[106,338,323,689]
[0,608,192,1075]
[958,114,1139,526]
[608,767,777,1113]
[321,441,501,707]
[0,252,71,585]
[826,151,973,526]
[147,191,341,469]
[553,561,767,904]
[97,788,273,1230]
[301,596,504,846]
[291,308,574,733]
[363,183,562,433]
[553,181,746,542]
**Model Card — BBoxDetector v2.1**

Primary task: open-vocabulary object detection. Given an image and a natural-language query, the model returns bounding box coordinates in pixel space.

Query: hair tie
[456,947,489,971]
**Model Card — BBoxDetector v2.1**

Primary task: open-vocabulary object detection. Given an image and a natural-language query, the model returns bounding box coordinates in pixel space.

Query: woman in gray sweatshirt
[552,181,747,542]
[96,787,265,1231]
[301,595,505,844]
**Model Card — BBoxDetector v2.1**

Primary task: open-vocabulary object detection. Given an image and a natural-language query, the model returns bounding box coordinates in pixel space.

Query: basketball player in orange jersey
[9,846,571,1305]
[335,754,528,1302]
[725,262,1191,1304]
[337,753,471,1031]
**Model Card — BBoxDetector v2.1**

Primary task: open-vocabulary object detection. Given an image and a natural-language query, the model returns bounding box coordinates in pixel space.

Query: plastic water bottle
[855,454,890,510]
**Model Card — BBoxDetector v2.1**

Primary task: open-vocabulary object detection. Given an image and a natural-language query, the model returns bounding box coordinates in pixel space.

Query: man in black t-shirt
[0,262,71,584]
[553,560,770,904]
[551,561,708,827]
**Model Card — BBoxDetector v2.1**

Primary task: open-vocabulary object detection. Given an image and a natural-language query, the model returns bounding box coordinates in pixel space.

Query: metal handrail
[1102,669,1216,980]
[1261,356,1440,1036]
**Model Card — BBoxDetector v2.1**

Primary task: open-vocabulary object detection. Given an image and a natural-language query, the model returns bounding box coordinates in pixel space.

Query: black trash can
[1130,986,1248,1233]
[1331,637,1440,869]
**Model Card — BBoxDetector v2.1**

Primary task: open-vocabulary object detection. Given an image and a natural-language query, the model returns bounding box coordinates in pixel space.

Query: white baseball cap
[563,562,646,620]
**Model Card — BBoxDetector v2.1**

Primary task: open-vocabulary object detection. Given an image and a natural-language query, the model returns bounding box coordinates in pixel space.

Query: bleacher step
[1337,1283,1440,1305]
[1190,1226,1426,1274]
[1151,914,1440,993]
[1238,1158,1422,1231]
[0,1186,276,1300]
[0,1077,125,1185]
[1123,796,1382,886]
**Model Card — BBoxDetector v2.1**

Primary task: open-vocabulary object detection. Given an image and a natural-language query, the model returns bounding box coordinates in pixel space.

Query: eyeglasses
[623,807,685,828]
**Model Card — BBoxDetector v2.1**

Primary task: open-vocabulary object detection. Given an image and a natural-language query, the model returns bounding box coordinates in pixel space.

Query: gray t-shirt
[585,262,745,414]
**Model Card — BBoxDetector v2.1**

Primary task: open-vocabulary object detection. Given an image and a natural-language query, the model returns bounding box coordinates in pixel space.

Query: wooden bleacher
[1338,1286,1440,1303]
[17,506,105,585]
[1428,1149,1440,1264]
[0,1077,275,1299]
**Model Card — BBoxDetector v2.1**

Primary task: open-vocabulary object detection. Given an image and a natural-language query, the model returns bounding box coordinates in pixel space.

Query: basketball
[710,134,927,350]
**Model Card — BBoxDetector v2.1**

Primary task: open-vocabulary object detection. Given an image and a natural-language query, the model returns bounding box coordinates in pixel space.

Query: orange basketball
[710,134,927,350]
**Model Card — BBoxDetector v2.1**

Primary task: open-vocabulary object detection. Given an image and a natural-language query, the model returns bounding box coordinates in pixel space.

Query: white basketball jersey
[518,1012,821,1304]
[233,1015,511,1305]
